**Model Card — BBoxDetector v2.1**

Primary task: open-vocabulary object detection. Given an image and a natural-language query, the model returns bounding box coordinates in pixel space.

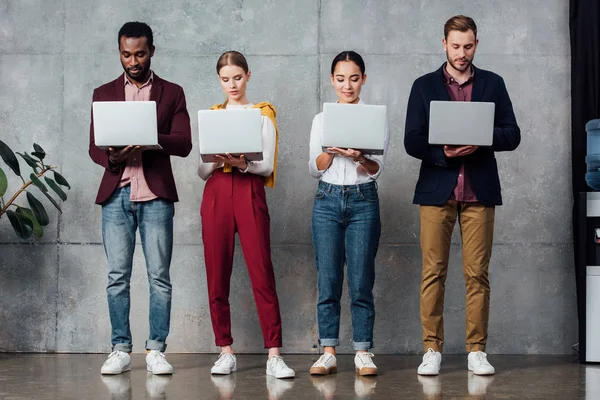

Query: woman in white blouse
[308,51,389,377]
[197,51,294,379]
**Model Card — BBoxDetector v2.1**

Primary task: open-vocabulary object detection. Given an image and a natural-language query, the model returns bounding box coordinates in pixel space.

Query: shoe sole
[211,366,237,375]
[147,367,174,375]
[468,366,495,376]
[309,366,337,375]
[356,367,377,376]
[417,370,439,376]
[101,365,131,375]
[266,371,296,379]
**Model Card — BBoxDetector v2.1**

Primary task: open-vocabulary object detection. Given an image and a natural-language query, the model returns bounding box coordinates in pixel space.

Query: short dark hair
[444,15,477,39]
[118,21,154,49]
[216,51,249,74]
[331,51,365,75]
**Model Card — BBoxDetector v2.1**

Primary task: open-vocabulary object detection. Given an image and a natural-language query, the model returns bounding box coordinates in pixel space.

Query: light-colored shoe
[468,351,495,375]
[101,350,131,375]
[354,352,377,376]
[310,353,337,375]
[211,374,236,399]
[468,371,495,395]
[266,374,295,398]
[146,350,174,375]
[266,355,295,379]
[354,375,377,398]
[211,352,237,375]
[417,348,442,376]
[146,373,172,398]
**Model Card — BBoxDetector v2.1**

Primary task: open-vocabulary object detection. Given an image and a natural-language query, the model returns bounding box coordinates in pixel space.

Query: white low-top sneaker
[211,352,237,375]
[101,350,131,375]
[468,351,495,375]
[146,350,174,375]
[354,352,377,376]
[266,355,295,379]
[417,348,442,376]
[309,353,337,375]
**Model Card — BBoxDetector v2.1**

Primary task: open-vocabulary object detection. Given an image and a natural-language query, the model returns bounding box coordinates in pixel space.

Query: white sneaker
[211,352,237,375]
[146,350,174,375]
[468,351,495,375]
[417,348,442,376]
[309,352,337,375]
[266,374,295,398]
[266,355,295,379]
[354,352,377,376]
[101,350,131,375]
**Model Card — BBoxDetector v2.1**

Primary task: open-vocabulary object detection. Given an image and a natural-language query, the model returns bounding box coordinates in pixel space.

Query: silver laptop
[198,108,263,163]
[92,101,161,150]
[322,103,386,155]
[428,101,495,146]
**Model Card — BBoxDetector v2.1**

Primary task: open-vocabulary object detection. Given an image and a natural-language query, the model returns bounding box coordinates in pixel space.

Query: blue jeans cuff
[319,338,340,347]
[112,343,132,353]
[146,340,167,352]
[353,341,373,351]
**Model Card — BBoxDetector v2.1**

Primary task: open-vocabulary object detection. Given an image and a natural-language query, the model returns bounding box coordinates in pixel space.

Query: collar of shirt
[124,70,154,89]
[442,62,474,85]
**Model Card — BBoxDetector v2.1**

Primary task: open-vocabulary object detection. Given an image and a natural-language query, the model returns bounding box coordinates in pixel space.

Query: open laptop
[198,108,263,162]
[92,101,161,150]
[428,101,495,146]
[322,103,387,155]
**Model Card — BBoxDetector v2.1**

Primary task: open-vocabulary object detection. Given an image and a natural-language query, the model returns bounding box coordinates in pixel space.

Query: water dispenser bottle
[586,119,600,190]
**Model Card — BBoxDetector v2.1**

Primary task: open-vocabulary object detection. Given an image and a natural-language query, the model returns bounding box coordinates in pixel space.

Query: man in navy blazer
[404,15,520,377]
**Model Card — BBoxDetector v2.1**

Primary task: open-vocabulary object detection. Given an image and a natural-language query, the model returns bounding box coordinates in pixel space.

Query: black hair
[330,51,365,75]
[118,21,154,49]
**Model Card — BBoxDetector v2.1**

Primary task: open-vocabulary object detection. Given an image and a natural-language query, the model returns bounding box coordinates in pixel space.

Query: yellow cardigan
[209,101,279,188]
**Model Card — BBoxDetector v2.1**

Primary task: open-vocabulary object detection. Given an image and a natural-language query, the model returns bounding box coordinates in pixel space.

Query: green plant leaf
[44,177,66,201]
[6,209,33,240]
[0,166,7,197]
[30,173,47,192]
[0,139,21,176]
[31,151,45,160]
[27,191,49,226]
[33,143,46,155]
[42,190,62,213]
[17,152,40,170]
[16,207,43,238]
[53,171,71,189]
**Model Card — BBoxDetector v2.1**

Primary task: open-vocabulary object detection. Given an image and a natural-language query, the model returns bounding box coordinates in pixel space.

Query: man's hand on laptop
[108,145,141,164]
[443,145,478,158]
[215,153,248,170]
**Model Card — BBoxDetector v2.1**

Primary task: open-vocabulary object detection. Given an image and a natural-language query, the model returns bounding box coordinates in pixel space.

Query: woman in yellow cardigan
[197,51,294,379]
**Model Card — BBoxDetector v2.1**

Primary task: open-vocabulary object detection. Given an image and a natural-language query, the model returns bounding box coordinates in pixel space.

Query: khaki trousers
[420,201,495,352]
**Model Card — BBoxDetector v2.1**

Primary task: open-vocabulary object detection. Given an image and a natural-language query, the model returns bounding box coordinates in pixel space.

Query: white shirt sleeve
[197,159,223,181]
[242,115,275,177]
[363,118,389,179]
[308,113,325,179]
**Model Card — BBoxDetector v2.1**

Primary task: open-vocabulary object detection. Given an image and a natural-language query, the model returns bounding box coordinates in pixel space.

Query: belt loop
[374,181,378,190]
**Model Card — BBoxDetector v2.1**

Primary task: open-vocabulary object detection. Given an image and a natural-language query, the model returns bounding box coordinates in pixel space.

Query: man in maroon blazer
[89,22,191,376]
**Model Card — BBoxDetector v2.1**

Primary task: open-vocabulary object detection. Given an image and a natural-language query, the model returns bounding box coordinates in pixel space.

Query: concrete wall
[0,0,575,354]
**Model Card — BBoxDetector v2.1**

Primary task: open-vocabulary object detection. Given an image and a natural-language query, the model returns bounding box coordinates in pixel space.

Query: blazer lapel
[150,74,164,105]
[113,74,126,101]
[432,65,451,101]
[471,65,486,102]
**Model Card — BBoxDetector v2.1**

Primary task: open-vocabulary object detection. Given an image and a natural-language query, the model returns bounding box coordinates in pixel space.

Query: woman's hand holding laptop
[214,153,248,170]
[327,147,366,163]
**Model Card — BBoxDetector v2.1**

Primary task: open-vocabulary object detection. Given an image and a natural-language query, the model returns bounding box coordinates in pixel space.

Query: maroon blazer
[89,73,192,205]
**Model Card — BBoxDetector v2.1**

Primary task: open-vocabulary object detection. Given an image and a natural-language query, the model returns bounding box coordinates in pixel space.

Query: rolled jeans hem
[353,341,373,351]
[319,339,340,347]
[146,340,167,352]
[112,343,133,353]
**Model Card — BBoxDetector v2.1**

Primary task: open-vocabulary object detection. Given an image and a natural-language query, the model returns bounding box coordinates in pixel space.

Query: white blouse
[197,103,276,180]
[308,100,389,185]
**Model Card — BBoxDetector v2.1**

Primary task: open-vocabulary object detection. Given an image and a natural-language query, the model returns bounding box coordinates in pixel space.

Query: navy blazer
[404,64,520,206]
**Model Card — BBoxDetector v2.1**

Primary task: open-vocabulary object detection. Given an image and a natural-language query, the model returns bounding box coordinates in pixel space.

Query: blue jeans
[101,186,174,352]
[312,180,381,351]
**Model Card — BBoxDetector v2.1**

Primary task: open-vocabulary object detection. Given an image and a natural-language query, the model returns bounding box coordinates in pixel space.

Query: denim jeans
[312,180,381,351]
[101,186,174,352]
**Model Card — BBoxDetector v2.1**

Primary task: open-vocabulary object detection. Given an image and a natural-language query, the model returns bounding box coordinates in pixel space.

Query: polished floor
[0,353,597,399]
